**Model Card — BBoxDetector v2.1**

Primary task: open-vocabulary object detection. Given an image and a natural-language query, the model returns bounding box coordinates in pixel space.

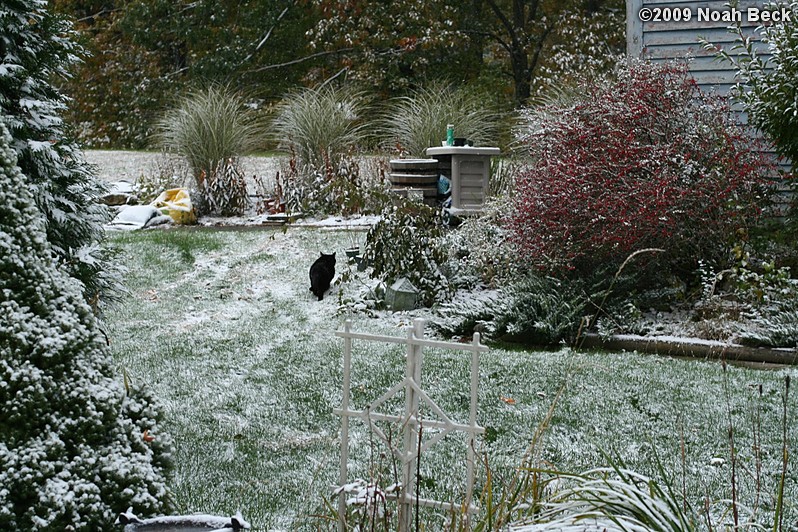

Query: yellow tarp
[150,188,197,225]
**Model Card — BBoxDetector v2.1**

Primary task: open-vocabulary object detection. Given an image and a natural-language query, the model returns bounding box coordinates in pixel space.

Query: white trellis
[334,318,487,531]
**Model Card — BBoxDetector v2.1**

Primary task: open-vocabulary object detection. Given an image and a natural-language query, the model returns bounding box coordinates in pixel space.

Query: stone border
[578,333,798,366]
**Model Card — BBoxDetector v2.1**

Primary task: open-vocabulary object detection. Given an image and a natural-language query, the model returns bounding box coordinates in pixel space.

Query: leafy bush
[156,85,264,215]
[493,274,587,345]
[443,197,520,289]
[278,155,390,216]
[363,201,451,306]
[381,84,502,157]
[698,251,798,347]
[511,60,772,276]
[705,3,798,164]
[434,274,588,345]
[433,290,505,337]
[272,85,369,167]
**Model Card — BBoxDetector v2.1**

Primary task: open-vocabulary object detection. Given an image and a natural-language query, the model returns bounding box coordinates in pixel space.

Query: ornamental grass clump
[156,85,264,215]
[0,121,171,529]
[272,85,370,167]
[511,60,773,278]
[382,85,501,157]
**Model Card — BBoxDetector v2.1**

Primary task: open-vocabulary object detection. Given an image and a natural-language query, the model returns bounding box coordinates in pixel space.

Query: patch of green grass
[105,227,798,530]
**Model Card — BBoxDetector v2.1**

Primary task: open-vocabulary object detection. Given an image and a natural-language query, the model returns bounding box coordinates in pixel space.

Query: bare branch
[245,48,355,73]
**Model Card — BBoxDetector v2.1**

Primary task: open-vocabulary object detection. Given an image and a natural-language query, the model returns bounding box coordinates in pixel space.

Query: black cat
[309,252,336,301]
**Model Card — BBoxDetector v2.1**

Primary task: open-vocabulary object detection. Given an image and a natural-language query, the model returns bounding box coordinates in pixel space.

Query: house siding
[627,0,768,96]
[627,0,792,197]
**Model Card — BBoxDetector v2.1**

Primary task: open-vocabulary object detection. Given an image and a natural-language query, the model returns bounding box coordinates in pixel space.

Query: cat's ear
[332,252,336,258]
[320,252,324,257]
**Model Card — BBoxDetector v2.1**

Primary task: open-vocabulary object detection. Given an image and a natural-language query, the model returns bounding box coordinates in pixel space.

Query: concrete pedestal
[425,146,500,213]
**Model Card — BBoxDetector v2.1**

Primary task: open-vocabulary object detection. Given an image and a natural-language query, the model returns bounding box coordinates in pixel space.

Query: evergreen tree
[0,119,171,528]
[0,0,120,309]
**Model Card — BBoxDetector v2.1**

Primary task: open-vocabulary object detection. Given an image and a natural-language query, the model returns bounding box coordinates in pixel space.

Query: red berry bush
[511,61,772,276]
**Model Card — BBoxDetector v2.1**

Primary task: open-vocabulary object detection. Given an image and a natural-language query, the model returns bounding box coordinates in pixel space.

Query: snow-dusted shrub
[433,290,505,338]
[434,274,588,345]
[700,253,798,347]
[380,84,501,157]
[492,274,587,345]
[364,201,451,307]
[0,123,171,528]
[200,159,250,216]
[443,197,519,289]
[278,154,390,216]
[512,60,772,277]
[0,0,121,308]
[156,85,264,215]
[272,85,369,168]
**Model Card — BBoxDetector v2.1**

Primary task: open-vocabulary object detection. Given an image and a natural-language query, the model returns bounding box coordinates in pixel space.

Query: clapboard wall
[627,0,793,185]
[626,0,768,96]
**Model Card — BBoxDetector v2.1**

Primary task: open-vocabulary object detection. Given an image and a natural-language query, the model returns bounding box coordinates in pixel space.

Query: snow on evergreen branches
[0,0,122,309]
[0,121,170,529]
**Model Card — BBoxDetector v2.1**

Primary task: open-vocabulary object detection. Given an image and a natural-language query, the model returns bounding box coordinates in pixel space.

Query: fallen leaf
[500,396,516,405]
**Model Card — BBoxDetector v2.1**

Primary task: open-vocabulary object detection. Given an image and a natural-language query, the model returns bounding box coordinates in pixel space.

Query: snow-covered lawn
[85,149,279,185]
[106,227,798,530]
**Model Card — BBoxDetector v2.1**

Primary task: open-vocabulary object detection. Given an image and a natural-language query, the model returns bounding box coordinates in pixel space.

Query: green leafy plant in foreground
[364,200,452,307]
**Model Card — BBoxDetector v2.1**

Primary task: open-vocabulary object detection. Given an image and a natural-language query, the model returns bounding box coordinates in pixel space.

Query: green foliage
[279,155,390,216]
[434,273,588,346]
[381,85,502,157]
[0,0,122,310]
[443,197,519,289]
[272,85,370,167]
[511,465,696,531]
[0,121,171,528]
[705,3,798,165]
[493,275,587,345]
[364,201,451,307]
[156,85,264,215]
[695,250,798,346]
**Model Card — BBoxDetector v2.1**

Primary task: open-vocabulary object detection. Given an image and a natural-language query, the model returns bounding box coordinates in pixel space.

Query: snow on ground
[106,226,798,529]
[86,149,280,186]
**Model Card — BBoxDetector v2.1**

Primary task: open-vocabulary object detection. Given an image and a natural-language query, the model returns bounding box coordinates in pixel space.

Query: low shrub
[200,159,250,216]
[511,60,772,278]
[363,201,451,307]
[443,197,520,290]
[434,274,589,346]
[493,274,587,345]
[278,155,390,216]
